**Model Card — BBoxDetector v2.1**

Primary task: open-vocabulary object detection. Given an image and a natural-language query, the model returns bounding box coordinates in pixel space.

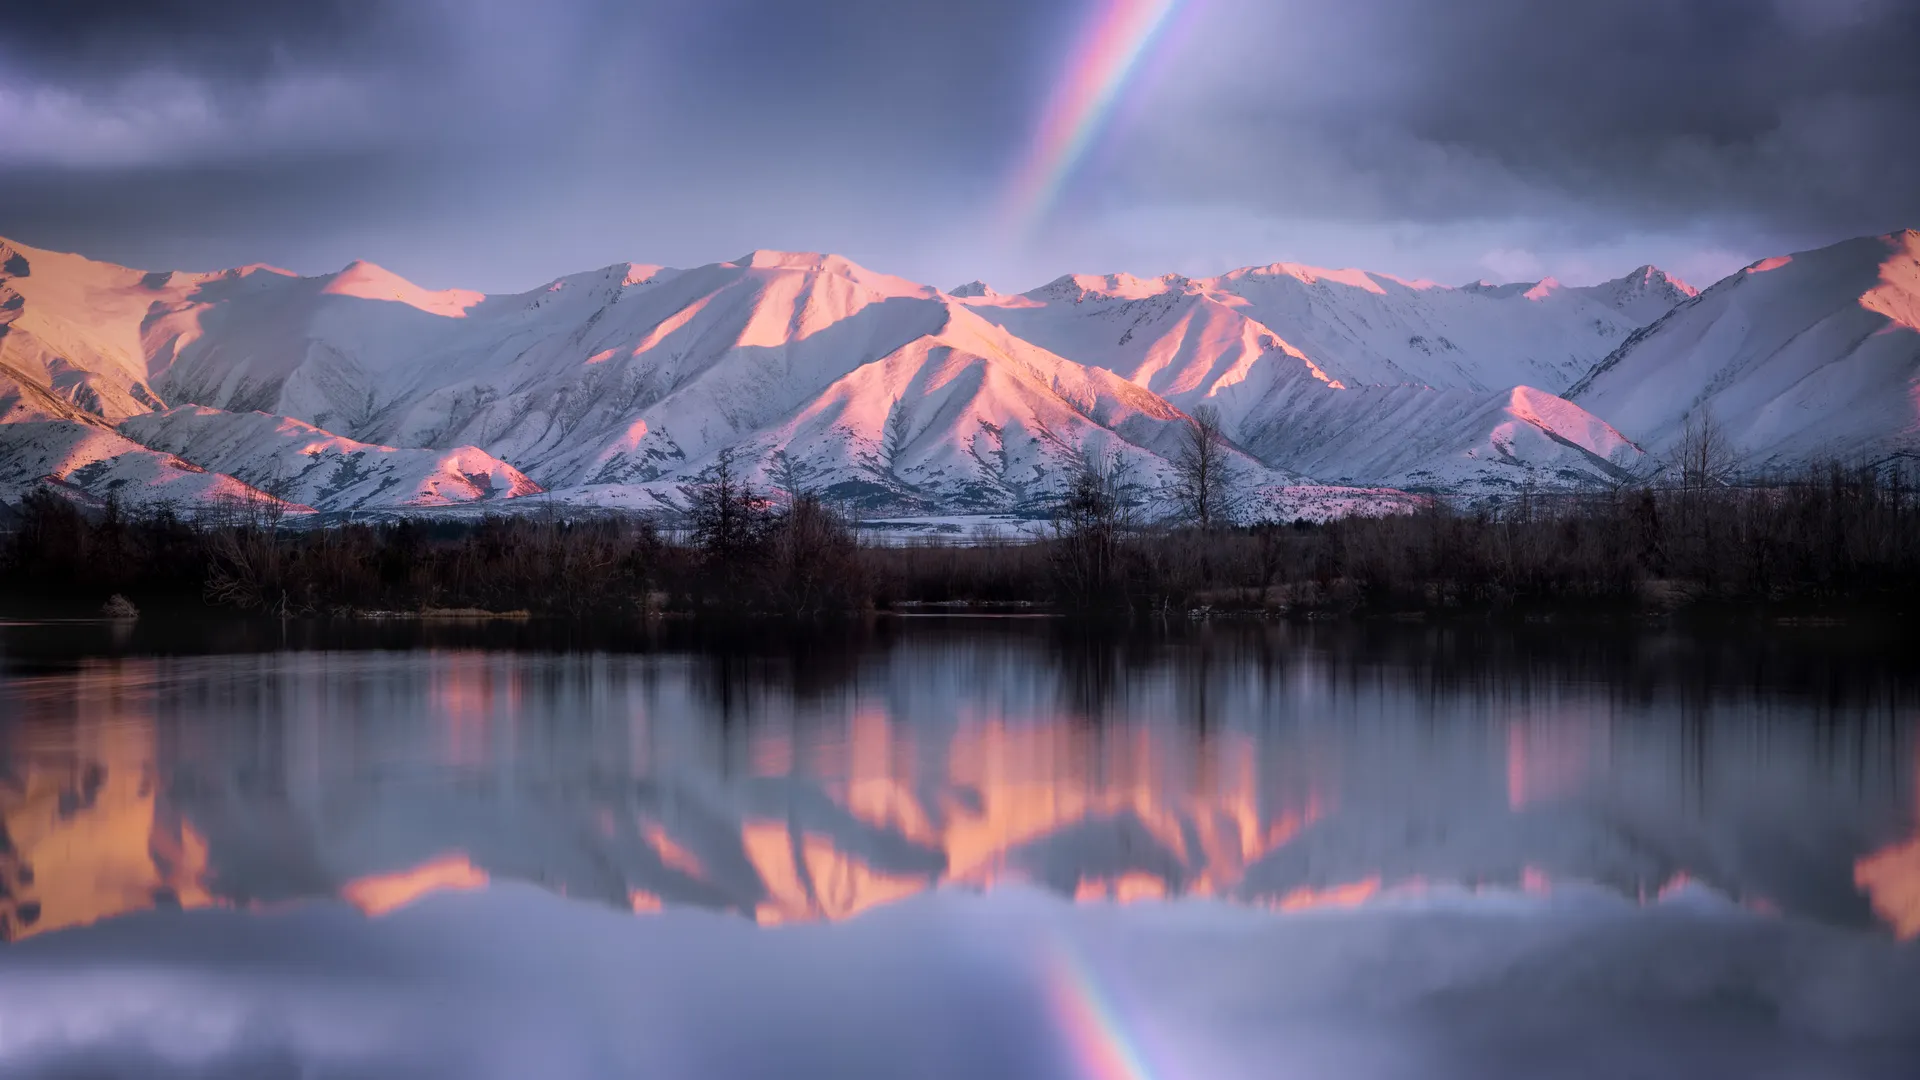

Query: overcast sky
[2,0,1915,293]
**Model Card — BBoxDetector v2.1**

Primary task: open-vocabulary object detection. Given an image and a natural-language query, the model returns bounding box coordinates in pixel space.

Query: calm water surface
[1,618,1917,1078]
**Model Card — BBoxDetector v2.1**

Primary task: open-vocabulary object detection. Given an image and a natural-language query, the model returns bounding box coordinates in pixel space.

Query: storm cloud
[1113,0,1920,268]
[0,0,1913,292]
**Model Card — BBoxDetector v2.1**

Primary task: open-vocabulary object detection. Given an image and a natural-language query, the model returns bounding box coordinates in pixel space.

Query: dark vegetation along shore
[3,445,1918,622]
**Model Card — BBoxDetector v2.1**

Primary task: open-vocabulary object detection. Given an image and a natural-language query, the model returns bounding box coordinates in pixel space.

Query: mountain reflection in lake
[2,619,1918,1079]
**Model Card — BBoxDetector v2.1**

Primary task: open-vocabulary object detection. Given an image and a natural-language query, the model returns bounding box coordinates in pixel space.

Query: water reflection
[1856,746,1920,937]
[2,620,1916,942]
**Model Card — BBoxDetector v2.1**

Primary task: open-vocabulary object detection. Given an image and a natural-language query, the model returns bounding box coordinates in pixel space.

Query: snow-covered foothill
[120,406,542,512]
[1,364,295,509]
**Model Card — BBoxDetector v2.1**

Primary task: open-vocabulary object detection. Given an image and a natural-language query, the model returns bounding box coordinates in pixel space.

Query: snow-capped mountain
[9,228,1899,518]
[1569,231,1920,469]
[1459,267,1698,329]
[961,262,1647,401]
[951,262,1663,492]
[1572,265,1700,327]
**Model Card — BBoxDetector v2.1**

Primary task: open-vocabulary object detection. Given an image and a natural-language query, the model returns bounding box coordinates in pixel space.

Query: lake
[1,617,1917,1078]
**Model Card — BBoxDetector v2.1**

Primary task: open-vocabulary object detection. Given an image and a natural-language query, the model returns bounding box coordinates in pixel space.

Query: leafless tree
[1665,410,1740,490]
[253,463,297,532]
[204,526,275,611]
[769,448,818,504]
[1051,452,1135,608]
[682,446,772,566]
[765,492,864,615]
[1169,404,1239,530]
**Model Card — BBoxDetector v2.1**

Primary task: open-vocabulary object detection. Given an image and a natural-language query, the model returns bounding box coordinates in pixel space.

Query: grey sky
[1,0,1914,293]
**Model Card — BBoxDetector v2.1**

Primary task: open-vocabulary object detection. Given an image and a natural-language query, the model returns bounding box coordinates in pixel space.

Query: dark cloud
[1373,0,1918,233]
[0,0,1914,291]
[0,0,408,79]
[0,0,1070,288]
[1109,0,1920,264]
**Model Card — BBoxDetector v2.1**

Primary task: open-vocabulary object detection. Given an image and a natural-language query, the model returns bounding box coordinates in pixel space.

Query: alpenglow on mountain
[1,231,1915,519]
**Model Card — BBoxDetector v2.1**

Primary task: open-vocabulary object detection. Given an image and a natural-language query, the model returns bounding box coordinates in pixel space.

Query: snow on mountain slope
[1237,379,1645,492]
[120,406,542,512]
[963,262,1657,406]
[750,303,1294,506]
[552,301,1299,514]
[0,238,183,421]
[1569,231,1920,469]
[1203,264,1641,393]
[0,368,293,508]
[0,420,286,509]
[952,263,1664,493]
[0,229,1872,517]
[1571,265,1698,327]
[4,242,1295,513]
[1459,267,1696,329]
[954,275,1342,437]
[137,250,947,488]
[2,361,98,426]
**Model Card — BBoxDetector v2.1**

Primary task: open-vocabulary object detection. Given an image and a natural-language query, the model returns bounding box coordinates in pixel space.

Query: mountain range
[1,229,1914,519]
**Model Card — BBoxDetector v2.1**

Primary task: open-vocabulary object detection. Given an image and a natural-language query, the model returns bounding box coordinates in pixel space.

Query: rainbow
[1001,0,1185,235]
[1050,944,1162,1080]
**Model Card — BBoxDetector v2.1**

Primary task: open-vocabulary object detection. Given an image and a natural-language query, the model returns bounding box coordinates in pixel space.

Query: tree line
[2,411,1917,619]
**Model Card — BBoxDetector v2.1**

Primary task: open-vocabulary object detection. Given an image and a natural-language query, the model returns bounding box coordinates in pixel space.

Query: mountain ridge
[3,231,1907,518]
[1568,230,1920,470]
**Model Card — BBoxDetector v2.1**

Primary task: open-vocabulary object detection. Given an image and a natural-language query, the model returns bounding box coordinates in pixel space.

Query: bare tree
[769,448,817,504]
[765,492,863,615]
[254,462,297,532]
[1051,452,1134,608]
[1169,404,1239,530]
[1665,410,1739,490]
[681,446,772,566]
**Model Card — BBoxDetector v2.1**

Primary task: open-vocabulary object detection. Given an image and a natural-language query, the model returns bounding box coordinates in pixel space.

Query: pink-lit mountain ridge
[1568,231,1920,470]
[2,230,1912,518]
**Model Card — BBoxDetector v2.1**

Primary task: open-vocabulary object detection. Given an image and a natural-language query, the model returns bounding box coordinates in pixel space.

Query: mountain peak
[320,259,486,317]
[226,263,297,280]
[1459,279,1533,299]
[727,250,939,302]
[739,250,834,270]
[1026,272,1170,303]
[1617,264,1698,297]
[1225,261,1401,295]
[620,263,666,287]
[949,280,997,298]
[335,258,387,277]
[1568,264,1698,326]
